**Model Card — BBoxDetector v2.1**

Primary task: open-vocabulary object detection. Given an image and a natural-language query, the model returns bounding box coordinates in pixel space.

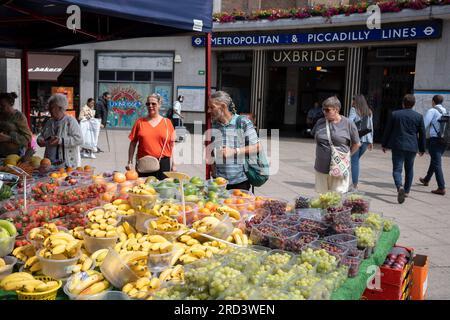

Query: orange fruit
[105,182,117,193]
[205,202,214,210]
[50,172,59,179]
[40,158,52,167]
[232,190,241,196]
[247,204,255,212]
[125,170,139,180]
[236,199,245,204]
[199,208,211,215]
[113,172,127,183]
[119,186,131,195]
[224,198,233,205]
[58,168,65,174]
[84,165,92,172]
[66,167,73,173]
[102,192,114,202]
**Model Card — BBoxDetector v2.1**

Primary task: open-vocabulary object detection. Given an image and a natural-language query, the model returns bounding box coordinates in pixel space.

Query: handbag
[325,120,350,179]
[136,119,169,173]
[355,115,372,138]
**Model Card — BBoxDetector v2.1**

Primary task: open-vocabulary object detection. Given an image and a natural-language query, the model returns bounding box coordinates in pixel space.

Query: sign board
[29,54,74,81]
[177,86,216,113]
[192,20,442,47]
[270,49,346,66]
[198,70,205,75]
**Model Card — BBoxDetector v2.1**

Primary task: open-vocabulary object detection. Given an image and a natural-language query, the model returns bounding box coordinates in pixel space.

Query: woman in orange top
[126,94,176,179]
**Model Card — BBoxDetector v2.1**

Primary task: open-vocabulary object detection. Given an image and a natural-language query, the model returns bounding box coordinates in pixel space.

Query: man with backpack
[419,95,448,195]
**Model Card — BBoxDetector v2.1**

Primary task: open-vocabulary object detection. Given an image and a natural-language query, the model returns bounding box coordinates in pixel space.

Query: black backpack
[432,106,450,149]
[166,107,174,119]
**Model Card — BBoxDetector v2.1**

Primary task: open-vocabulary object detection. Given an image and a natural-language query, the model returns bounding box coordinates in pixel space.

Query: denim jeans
[392,150,417,193]
[351,142,370,185]
[424,138,446,189]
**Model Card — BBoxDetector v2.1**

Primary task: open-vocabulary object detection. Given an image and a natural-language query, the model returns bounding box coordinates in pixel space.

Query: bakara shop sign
[271,49,346,65]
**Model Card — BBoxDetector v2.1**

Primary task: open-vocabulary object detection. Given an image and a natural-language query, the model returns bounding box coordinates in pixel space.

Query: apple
[387,253,397,260]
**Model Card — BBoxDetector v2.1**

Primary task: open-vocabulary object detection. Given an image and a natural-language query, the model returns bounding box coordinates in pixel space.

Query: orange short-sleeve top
[128,117,175,160]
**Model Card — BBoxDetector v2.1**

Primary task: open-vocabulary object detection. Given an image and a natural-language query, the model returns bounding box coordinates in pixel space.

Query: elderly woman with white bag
[37,94,83,168]
[79,98,101,159]
[312,96,361,193]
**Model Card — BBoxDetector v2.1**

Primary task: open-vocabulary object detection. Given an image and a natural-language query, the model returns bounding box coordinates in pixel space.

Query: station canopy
[0,0,213,49]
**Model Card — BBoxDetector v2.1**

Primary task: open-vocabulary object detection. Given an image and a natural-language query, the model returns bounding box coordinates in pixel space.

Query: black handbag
[355,115,372,138]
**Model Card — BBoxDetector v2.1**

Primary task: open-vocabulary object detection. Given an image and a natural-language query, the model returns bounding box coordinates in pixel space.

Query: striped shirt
[212,114,259,185]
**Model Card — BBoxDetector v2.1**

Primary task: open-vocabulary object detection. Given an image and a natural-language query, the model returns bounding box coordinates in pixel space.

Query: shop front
[28,51,80,133]
[196,19,443,138]
[96,52,174,129]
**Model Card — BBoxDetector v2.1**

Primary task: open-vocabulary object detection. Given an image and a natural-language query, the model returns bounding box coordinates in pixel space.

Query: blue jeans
[351,142,370,185]
[424,138,446,189]
[392,150,417,193]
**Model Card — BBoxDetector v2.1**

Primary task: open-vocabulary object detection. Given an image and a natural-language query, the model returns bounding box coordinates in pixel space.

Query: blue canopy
[0,0,213,49]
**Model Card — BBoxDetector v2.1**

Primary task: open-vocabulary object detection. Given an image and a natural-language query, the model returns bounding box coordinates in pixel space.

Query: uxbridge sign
[271,49,346,65]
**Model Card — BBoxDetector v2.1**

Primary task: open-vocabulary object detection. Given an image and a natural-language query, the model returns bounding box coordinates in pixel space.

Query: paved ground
[36,129,450,299]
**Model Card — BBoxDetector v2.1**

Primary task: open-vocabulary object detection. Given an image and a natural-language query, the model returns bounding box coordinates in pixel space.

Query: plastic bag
[80,118,101,151]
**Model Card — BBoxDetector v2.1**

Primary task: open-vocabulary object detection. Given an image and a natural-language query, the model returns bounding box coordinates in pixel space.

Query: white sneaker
[90,153,96,159]
[81,151,88,158]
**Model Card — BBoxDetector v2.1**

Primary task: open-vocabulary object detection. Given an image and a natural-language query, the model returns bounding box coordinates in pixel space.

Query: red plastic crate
[380,245,414,286]
[362,272,413,300]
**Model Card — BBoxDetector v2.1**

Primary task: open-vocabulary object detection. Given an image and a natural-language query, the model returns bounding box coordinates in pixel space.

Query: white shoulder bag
[326,120,351,179]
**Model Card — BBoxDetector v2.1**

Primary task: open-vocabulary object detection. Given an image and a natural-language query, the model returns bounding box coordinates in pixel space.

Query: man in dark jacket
[95,91,111,152]
[382,94,426,204]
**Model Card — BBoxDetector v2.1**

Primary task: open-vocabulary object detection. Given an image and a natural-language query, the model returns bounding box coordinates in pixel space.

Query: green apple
[208,191,218,199]
[190,176,203,186]
[185,195,199,202]
[0,220,16,236]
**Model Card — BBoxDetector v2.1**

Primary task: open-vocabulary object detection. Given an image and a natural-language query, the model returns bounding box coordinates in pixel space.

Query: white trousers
[315,171,350,194]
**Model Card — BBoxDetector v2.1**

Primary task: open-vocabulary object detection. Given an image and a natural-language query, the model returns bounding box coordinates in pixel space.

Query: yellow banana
[159,269,172,282]
[4,279,43,291]
[233,233,243,246]
[50,232,74,242]
[82,257,93,271]
[122,283,134,294]
[149,277,160,290]
[170,248,185,266]
[135,277,151,290]
[72,274,103,295]
[51,244,67,255]
[80,280,109,296]
[25,256,39,268]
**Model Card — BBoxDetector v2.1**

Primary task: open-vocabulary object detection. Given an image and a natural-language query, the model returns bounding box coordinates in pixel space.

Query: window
[134,71,152,81]
[116,71,133,81]
[98,70,115,81]
[154,72,172,81]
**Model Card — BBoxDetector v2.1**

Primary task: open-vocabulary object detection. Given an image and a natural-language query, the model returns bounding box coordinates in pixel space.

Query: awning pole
[205,32,212,180]
[21,49,31,128]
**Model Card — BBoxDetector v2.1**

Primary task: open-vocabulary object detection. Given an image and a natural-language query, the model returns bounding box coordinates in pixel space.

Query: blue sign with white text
[192,20,441,47]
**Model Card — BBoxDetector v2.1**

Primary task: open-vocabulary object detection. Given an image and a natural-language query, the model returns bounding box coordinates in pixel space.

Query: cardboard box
[362,274,412,300]
[411,254,429,300]
[380,245,414,286]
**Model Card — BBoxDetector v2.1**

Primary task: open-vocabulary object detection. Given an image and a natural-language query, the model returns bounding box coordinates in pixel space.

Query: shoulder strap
[325,120,334,147]
[159,118,169,161]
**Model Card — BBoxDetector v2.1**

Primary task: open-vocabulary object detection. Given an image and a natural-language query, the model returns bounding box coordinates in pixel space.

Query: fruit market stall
[0,162,416,300]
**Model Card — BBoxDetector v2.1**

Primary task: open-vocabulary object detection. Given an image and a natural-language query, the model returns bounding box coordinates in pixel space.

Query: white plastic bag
[80,118,101,151]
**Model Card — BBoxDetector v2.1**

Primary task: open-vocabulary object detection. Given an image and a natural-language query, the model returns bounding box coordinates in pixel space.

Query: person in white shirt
[172,95,184,127]
[349,94,374,190]
[78,98,97,159]
[419,95,447,195]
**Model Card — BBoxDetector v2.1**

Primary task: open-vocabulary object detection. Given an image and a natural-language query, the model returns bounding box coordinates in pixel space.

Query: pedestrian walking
[312,96,361,194]
[382,94,426,204]
[419,95,447,195]
[79,98,101,159]
[349,94,374,190]
[95,91,111,153]
[171,95,184,128]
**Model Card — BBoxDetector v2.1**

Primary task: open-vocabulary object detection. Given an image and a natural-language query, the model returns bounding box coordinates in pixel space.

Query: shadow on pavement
[284,181,316,189]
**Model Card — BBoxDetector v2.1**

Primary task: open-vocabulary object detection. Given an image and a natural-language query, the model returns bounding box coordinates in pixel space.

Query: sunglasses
[146,102,158,107]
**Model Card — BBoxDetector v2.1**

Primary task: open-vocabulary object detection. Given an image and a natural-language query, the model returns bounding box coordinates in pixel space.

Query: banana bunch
[225,228,251,246]
[0,272,59,293]
[104,199,135,216]
[192,216,221,234]
[67,270,110,296]
[119,251,150,277]
[38,232,81,260]
[122,276,161,300]
[23,255,43,274]
[146,202,181,217]
[27,223,60,241]
[86,208,119,225]
[214,206,241,221]
[69,227,84,240]
[129,184,157,196]
[0,258,11,273]
[67,252,95,273]
[148,215,184,232]
[158,265,184,283]
[173,234,226,264]
[114,233,173,255]
[12,244,36,263]
[90,248,109,267]
[84,208,120,238]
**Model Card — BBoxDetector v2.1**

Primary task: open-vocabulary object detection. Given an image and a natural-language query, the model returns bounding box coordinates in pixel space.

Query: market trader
[94,91,111,152]
[207,91,260,191]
